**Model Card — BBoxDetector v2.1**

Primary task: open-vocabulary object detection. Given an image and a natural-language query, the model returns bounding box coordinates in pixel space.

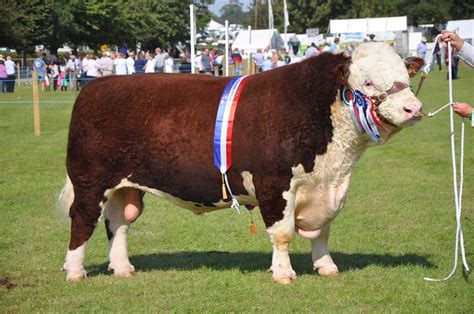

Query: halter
[341,81,410,142]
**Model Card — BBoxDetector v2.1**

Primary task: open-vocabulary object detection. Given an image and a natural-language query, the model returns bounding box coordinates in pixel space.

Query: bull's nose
[403,103,422,117]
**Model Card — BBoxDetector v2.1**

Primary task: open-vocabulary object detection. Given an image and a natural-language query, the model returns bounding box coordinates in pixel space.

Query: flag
[268,0,274,30]
[283,0,290,28]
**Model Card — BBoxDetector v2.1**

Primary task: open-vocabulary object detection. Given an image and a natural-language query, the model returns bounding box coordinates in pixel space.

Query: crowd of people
[28,47,179,92]
[0,55,18,93]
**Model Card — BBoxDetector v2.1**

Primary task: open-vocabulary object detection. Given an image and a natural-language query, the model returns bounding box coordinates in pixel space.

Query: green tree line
[0,0,213,60]
[216,0,474,34]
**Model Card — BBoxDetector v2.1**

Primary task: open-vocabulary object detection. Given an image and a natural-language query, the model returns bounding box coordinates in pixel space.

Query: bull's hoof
[66,270,87,282]
[316,264,339,276]
[112,265,135,277]
[270,267,297,284]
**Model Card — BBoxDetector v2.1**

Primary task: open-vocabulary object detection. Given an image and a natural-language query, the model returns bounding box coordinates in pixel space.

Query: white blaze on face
[349,43,422,128]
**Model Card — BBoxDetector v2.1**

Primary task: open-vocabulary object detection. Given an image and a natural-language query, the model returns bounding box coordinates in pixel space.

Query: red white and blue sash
[213,75,249,211]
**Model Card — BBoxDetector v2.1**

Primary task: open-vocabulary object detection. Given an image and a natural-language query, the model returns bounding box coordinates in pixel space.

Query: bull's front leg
[260,192,297,284]
[311,223,338,276]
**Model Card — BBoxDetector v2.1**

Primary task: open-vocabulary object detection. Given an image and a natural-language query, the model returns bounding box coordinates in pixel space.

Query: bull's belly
[106,178,258,215]
[294,178,350,234]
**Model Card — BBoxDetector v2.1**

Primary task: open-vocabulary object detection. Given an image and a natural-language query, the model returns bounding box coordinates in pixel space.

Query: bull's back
[67,74,235,204]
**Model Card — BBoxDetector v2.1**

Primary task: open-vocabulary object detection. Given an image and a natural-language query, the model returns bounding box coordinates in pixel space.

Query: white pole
[225,20,229,77]
[190,4,196,74]
[247,25,252,75]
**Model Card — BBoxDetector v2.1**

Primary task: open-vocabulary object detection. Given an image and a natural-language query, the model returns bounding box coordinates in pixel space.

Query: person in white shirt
[144,53,156,73]
[304,42,318,59]
[114,53,128,75]
[99,51,114,76]
[164,55,174,73]
[5,56,16,92]
[86,55,101,78]
[126,51,135,75]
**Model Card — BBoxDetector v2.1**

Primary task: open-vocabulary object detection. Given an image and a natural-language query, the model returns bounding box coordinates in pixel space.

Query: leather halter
[369,81,410,107]
[368,81,410,127]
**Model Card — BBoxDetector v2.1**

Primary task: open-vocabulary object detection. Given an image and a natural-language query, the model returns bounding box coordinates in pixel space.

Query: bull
[58,43,423,283]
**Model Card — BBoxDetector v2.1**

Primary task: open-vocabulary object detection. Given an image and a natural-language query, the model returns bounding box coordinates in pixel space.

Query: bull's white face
[348,43,422,131]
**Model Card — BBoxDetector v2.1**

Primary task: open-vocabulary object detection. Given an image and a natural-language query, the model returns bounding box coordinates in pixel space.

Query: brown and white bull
[58,43,423,283]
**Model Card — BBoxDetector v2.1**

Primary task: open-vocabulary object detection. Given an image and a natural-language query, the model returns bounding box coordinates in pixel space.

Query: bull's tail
[56,175,74,219]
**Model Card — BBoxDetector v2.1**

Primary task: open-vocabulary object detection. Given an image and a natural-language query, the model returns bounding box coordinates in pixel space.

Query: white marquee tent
[231,29,285,53]
[447,19,474,42]
[329,16,407,34]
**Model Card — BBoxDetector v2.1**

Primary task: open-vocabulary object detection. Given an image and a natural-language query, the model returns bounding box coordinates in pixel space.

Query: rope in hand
[424,41,470,282]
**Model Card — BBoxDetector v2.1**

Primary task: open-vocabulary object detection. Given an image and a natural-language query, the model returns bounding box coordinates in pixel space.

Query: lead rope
[424,41,469,282]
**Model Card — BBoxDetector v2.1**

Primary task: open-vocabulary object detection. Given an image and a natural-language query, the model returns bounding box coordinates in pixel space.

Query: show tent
[231,29,285,53]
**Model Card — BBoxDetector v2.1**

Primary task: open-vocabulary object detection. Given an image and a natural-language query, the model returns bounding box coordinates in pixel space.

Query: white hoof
[66,269,87,282]
[270,266,297,284]
[109,264,135,277]
[316,264,339,276]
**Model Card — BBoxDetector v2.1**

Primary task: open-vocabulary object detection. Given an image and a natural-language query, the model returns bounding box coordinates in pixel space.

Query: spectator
[254,48,264,72]
[114,53,128,75]
[58,58,68,91]
[368,34,376,42]
[49,62,59,92]
[231,48,242,74]
[33,55,47,91]
[0,60,7,93]
[417,37,427,60]
[261,55,273,72]
[144,53,156,73]
[330,38,340,52]
[86,55,100,84]
[164,54,174,73]
[154,47,165,73]
[304,42,318,59]
[99,51,114,76]
[215,50,224,76]
[178,56,191,73]
[126,51,135,75]
[200,48,213,75]
[5,56,16,92]
[134,51,146,74]
[80,53,90,89]
[66,54,80,90]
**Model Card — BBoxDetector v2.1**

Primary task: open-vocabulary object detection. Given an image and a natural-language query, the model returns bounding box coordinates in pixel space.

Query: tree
[215,0,250,26]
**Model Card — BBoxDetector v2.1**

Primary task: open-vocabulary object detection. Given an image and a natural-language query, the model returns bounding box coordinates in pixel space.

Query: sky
[208,0,253,15]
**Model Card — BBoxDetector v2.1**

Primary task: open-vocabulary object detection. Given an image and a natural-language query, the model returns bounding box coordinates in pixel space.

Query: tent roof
[231,29,284,51]
[329,16,407,34]
[207,19,224,30]
[447,19,474,40]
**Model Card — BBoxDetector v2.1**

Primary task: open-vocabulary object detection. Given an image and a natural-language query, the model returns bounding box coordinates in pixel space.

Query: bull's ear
[335,57,351,86]
[404,56,425,78]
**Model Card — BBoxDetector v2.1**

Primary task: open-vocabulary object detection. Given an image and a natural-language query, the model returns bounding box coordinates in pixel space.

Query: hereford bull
[58,43,423,284]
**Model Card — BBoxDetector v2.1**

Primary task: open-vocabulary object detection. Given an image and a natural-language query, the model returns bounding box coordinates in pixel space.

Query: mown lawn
[0,67,473,312]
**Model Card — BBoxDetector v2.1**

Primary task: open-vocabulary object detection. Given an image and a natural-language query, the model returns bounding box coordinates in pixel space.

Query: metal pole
[247,25,252,75]
[190,4,196,74]
[225,20,229,77]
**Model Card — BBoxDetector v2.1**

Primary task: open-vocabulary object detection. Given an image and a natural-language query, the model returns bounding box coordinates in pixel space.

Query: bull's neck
[310,97,371,184]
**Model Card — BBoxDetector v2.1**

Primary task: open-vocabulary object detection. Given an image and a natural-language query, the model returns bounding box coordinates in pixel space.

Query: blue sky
[208,0,252,15]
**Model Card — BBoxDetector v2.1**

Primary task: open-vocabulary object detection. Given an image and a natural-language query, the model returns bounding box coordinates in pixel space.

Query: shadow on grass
[87,251,434,277]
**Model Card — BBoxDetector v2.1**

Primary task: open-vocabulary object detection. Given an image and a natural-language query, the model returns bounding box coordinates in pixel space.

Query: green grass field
[0,68,473,312]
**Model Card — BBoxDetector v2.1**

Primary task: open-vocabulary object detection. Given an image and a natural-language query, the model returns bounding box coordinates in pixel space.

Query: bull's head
[348,43,423,138]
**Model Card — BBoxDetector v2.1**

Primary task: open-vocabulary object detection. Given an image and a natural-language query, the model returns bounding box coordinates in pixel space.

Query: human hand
[441,31,464,51]
[452,102,473,118]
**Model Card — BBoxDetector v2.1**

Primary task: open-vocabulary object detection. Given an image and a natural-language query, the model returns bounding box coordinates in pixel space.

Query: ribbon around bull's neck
[213,75,249,213]
[342,87,383,142]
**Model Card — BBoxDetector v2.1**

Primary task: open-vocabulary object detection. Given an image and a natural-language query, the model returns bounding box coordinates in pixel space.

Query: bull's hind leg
[63,192,102,281]
[104,188,143,277]
[311,223,338,276]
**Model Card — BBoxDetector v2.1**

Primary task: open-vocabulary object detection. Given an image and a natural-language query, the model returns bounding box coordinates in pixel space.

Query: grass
[0,67,473,312]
